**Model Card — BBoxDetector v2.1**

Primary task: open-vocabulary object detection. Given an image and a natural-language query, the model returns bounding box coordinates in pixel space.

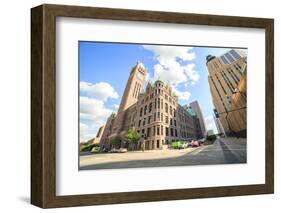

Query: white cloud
[113,104,119,109]
[172,86,191,101]
[143,45,195,63]
[80,96,112,123]
[80,96,114,142]
[184,63,199,82]
[153,62,187,84]
[205,115,218,134]
[80,122,98,143]
[79,82,118,142]
[80,81,119,101]
[143,45,200,101]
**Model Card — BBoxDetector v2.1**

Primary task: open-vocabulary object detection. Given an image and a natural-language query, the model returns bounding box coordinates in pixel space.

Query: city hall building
[99,62,204,150]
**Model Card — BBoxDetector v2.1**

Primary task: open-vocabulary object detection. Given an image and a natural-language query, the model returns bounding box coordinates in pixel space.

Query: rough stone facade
[99,62,203,150]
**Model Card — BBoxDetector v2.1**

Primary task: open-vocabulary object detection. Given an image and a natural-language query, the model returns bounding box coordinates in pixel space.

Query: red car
[191,140,199,147]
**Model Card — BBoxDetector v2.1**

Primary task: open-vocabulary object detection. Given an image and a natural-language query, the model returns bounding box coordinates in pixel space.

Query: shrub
[111,136,122,148]
[81,144,95,152]
[207,134,217,141]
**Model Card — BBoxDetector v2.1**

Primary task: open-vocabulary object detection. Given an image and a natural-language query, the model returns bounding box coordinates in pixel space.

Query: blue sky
[79,41,240,142]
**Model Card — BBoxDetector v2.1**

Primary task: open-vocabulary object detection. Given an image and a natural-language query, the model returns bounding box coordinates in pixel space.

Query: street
[79,137,246,170]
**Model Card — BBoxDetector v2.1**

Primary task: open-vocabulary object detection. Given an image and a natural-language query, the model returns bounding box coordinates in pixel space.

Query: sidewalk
[219,137,246,145]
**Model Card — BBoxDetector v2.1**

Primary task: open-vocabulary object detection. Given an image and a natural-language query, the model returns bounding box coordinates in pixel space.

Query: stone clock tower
[118,62,147,113]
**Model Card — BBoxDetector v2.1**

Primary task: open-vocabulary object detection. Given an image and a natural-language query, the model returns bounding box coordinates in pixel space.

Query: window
[165,103,168,113]
[132,82,137,98]
[154,98,157,109]
[149,102,152,113]
[174,120,177,126]
[161,99,163,109]
[157,126,160,135]
[221,55,229,64]
[170,128,174,137]
[170,118,173,125]
[225,52,235,63]
[157,112,160,120]
[147,128,151,137]
[215,74,227,95]
[165,127,169,136]
[154,112,156,121]
[170,106,172,115]
[161,125,163,135]
[174,109,176,117]
[221,71,235,92]
[175,129,178,137]
[161,113,163,122]
[153,126,156,136]
[143,117,146,126]
[144,105,147,115]
[157,98,160,109]
[230,50,241,60]
[139,107,143,117]
[227,68,240,84]
[148,116,151,124]
[138,120,141,127]
[165,116,169,124]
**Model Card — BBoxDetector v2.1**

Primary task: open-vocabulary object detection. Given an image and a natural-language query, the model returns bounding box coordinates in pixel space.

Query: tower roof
[206,55,216,64]
[137,61,146,69]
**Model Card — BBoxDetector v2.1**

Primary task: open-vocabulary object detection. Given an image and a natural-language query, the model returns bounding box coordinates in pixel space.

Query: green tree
[126,128,141,150]
[111,136,122,148]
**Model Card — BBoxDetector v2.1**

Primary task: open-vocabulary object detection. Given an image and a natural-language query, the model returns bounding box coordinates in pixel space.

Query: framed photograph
[31,4,274,208]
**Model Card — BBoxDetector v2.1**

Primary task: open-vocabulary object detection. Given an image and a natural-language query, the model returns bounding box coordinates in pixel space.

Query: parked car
[187,141,192,147]
[109,148,118,153]
[109,148,128,153]
[181,142,189,149]
[198,138,206,145]
[118,148,128,153]
[191,140,200,147]
[171,141,185,149]
[91,146,101,153]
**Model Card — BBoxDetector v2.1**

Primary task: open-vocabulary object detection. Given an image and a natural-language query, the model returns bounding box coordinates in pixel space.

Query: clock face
[137,72,144,80]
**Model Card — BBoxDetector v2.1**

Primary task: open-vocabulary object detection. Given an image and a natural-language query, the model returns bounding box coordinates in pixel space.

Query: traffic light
[214,108,219,118]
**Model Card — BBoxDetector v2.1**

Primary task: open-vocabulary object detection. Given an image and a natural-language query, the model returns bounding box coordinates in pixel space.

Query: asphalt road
[80,137,246,170]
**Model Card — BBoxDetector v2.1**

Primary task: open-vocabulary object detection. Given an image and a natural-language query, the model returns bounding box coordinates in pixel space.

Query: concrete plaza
[79,137,246,170]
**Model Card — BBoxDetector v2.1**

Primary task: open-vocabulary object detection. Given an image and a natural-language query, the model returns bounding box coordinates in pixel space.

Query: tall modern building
[184,105,204,139]
[189,101,206,137]
[206,49,247,137]
[98,62,202,150]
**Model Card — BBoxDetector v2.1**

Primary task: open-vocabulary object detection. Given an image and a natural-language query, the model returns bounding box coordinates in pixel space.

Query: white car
[118,148,128,153]
[181,143,188,149]
[109,148,127,153]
